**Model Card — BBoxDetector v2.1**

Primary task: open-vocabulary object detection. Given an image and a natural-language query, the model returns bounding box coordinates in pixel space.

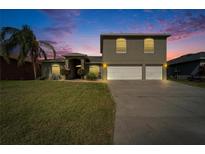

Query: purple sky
[0,9,205,60]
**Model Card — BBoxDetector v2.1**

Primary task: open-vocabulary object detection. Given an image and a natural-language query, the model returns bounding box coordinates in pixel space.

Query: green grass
[0,81,115,144]
[169,79,205,88]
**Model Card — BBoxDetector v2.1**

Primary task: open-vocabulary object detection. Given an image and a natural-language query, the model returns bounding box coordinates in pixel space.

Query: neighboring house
[42,33,170,80]
[0,56,38,80]
[167,52,205,79]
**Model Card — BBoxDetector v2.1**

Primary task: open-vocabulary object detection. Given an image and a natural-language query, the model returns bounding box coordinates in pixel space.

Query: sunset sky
[0,9,205,60]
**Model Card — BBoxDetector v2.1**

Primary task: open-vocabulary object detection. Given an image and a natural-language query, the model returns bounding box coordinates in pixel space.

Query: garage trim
[145,66,163,80]
[107,66,142,80]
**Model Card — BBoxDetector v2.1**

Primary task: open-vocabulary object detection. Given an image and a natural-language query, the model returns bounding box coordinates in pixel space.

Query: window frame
[144,38,155,54]
[116,38,127,54]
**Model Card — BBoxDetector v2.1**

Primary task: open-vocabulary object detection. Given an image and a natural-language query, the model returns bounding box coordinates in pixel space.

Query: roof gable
[168,52,205,65]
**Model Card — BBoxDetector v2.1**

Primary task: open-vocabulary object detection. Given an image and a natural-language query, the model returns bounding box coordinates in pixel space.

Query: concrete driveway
[108,80,205,144]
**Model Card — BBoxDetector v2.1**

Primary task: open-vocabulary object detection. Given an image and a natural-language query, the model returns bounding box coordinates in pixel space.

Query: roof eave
[100,33,171,37]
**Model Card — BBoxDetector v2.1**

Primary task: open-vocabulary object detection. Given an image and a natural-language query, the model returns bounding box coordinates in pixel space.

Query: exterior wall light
[103,63,107,69]
[164,63,168,68]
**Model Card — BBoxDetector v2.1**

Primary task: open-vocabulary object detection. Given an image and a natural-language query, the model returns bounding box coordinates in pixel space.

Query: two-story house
[101,33,170,80]
[41,33,170,80]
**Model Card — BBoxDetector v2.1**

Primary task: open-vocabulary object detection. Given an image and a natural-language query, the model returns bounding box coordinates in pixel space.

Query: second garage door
[145,66,162,80]
[107,66,142,80]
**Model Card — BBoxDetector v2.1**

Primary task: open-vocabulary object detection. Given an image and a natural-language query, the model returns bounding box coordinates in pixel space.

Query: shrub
[51,74,61,80]
[61,67,69,76]
[86,72,97,80]
[77,68,86,79]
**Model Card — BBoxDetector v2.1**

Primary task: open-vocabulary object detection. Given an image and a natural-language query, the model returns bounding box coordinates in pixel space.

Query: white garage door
[107,66,142,80]
[145,66,162,80]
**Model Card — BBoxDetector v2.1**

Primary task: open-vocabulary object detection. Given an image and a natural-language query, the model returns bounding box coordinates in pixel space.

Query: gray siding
[102,37,167,65]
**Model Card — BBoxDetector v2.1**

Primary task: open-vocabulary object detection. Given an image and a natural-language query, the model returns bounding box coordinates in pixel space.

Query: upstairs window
[144,38,154,53]
[116,38,127,53]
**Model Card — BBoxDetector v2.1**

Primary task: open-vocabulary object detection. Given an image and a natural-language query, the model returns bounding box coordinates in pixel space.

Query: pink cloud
[162,13,205,41]
[167,50,188,60]
[39,10,82,57]
[41,10,80,37]
[146,23,154,31]
[167,33,205,60]
[70,44,100,56]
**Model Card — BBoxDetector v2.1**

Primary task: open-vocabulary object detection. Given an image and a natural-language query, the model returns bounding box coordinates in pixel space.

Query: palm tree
[0,25,56,79]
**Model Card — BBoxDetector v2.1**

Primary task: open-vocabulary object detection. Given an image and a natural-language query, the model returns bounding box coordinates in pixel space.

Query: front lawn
[0,81,115,144]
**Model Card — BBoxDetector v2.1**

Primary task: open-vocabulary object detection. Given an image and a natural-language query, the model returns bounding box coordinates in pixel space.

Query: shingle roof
[63,53,87,57]
[41,55,103,64]
[41,58,65,63]
[168,52,205,65]
[88,56,102,64]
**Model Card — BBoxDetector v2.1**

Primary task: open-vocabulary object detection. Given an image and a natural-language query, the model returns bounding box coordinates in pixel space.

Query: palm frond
[17,42,31,66]
[0,44,10,63]
[39,47,47,60]
[39,40,56,59]
[0,33,19,63]
[0,27,19,41]
[4,33,19,51]
[0,28,21,64]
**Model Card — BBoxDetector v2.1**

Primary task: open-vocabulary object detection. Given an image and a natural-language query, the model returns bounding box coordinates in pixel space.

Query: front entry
[67,59,81,79]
